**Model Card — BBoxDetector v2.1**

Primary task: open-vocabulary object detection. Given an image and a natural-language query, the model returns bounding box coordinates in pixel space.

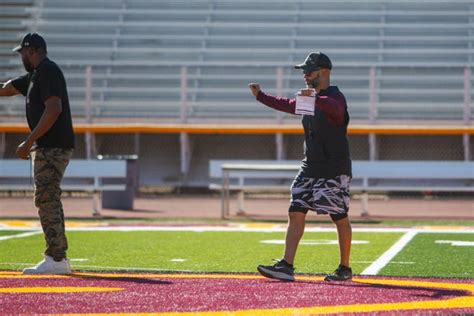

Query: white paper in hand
[295,95,316,116]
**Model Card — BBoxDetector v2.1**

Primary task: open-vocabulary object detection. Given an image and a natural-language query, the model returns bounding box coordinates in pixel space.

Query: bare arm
[16,96,62,159]
[0,80,21,97]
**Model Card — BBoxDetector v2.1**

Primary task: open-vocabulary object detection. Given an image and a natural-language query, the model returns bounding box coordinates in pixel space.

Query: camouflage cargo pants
[31,147,73,261]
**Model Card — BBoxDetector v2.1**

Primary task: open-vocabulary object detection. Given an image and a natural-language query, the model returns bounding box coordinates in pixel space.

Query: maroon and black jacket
[257,85,352,179]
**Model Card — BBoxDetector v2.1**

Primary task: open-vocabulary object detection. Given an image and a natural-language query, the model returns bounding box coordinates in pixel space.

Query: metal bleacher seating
[0,0,473,121]
[0,0,34,115]
[0,158,130,214]
[208,159,474,217]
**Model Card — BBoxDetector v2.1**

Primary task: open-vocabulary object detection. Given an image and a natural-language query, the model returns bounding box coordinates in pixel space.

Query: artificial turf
[380,233,474,278]
[0,230,401,274]
[1,230,472,278]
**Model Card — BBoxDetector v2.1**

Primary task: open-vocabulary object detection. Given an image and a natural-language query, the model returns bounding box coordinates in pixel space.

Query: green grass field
[380,233,474,278]
[0,231,23,237]
[0,228,472,278]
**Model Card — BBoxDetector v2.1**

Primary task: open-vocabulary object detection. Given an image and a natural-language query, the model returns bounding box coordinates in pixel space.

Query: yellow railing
[0,123,472,135]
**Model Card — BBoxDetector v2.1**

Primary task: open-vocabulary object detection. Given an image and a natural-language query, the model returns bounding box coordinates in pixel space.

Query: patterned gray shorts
[289,175,351,219]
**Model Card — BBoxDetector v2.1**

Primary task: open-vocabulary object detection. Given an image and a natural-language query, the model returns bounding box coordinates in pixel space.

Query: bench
[209,160,474,219]
[0,159,129,215]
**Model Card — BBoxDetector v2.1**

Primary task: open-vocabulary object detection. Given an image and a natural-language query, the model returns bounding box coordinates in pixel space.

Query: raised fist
[248,83,261,97]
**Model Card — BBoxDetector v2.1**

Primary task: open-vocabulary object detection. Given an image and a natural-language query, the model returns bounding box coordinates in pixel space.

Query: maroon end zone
[0,272,473,315]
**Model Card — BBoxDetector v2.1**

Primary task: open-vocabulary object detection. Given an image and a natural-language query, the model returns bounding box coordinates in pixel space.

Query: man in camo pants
[0,33,75,274]
[32,148,73,263]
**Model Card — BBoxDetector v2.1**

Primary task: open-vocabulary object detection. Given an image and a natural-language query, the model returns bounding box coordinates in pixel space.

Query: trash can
[98,155,138,210]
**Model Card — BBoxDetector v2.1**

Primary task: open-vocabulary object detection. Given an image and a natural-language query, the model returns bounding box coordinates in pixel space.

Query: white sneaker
[22,255,71,275]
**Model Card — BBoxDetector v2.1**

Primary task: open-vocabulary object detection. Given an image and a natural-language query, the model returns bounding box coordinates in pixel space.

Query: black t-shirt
[12,58,74,149]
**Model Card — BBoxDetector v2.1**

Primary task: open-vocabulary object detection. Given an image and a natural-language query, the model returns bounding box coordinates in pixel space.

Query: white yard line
[0,231,41,241]
[4,226,409,233]
[0,262,192,272]
[353,261,414,264]
[0,226,472,233]
[57,226,474,233]
[361,230,418,276]
[0,262,32,266]
[66,264,193,272]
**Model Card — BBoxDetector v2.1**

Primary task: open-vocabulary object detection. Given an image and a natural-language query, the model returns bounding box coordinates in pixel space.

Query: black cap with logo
[294,52,332,72]
[12,33,47,53]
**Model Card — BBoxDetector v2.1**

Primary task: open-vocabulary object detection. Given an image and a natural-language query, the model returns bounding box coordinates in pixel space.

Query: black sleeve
[39,64,63,102]
[10,74,29,96]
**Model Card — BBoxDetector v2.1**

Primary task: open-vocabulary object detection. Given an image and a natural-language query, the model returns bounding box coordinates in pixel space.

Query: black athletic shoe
[324,264,352,281]
[257,259,295,281]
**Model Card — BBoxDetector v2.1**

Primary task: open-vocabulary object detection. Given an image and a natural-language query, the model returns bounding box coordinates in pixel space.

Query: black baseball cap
[12,33,47,52]
[294,52,332,71]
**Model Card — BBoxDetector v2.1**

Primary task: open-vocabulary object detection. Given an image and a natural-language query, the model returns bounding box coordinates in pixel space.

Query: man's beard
[308,76,320,88]
[22,59,34,72]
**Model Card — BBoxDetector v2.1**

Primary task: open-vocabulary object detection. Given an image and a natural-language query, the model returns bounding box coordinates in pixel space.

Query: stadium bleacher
[1,0,472,120]
[0,0,34,115]
[0,0,472,187]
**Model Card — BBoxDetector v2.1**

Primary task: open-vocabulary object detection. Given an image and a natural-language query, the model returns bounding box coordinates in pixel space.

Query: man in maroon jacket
[249,52,353,282]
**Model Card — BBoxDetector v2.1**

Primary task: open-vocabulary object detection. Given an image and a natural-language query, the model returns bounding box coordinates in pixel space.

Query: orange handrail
[0,123,472,135]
